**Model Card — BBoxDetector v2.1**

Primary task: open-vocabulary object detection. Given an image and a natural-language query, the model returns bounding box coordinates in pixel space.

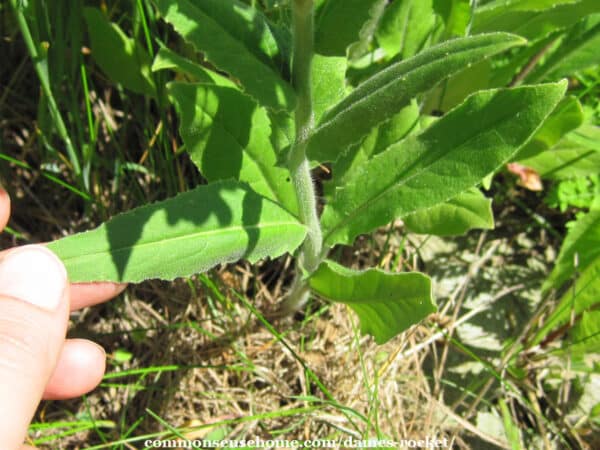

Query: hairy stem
[289,0,322,273]
[285,0,322,311]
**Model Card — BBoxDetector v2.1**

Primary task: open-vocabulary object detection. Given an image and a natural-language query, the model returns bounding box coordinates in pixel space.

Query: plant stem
[289,0,322,275]
[283,0,322,313]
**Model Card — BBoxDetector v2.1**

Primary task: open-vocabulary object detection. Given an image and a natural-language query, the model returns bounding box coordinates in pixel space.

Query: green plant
[44,0,570,345]
[545,174,600,211]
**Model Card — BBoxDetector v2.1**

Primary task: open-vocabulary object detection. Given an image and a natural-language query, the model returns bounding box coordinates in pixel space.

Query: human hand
[0,188,126,449]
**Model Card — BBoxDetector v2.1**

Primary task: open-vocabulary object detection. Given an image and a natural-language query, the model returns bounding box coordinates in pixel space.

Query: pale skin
[0,187,126,449]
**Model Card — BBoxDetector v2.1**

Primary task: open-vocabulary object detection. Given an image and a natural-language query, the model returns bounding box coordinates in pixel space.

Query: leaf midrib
[163,0,293,109]
[59,220,303,262]
[191,99,286,210]
[172,0,271,70]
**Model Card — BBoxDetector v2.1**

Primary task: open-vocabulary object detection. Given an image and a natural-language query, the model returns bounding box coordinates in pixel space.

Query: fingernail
[0,246,67,311]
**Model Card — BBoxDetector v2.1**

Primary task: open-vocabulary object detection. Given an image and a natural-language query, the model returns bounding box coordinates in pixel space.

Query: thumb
[0,245,69,449]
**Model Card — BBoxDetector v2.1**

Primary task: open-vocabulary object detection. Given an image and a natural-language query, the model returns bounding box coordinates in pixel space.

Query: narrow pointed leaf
[156,0,295,111]
[403,188,494,236]
[309,260,435,344]
[168,83,298,215]
[321,82,567,246]
[47,181,306,283]
[306,33,526,163]
[472,0,600,40]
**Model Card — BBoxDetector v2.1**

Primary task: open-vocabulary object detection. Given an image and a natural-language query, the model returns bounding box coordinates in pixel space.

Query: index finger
[0,246,126,310]
[0,187,11,231]
[70,282,127,311]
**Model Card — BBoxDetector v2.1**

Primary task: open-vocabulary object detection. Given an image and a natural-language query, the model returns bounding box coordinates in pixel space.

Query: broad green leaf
[519,124,600,180]
[83,7,156,97]
[47,181,306,283]
[477,0,579,14]
[520,144,600,181]
[325,102,421,198]
[532,255,600,346]
[306,33,526,163]
[376,0,435,59]
[529,15,600,81]
[359,101,422,159]
[321,82,567,246]
[568,123,600,152]
[433,0,472,38]
[424,60,493,113]
[570,310,600,355]
[309,260,435,344]
[156,0,295,111]
[569,311,600,355]
[164,0,287,66]
[472,0,600,40]
[518,126,600,180]
[514,95,584,160]
[268,109,296,158]
[403,189,494,236]
[543,209,600,293]
[311,55,347,123]
[489,34,557,87]
[347,0,388,60]
[315,0,384,56]
[168,83,298,215]
[151,46,236,87]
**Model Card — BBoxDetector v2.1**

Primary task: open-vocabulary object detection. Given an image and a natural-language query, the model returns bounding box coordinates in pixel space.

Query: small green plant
[546,174,600,211]
[45,0,570,344]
